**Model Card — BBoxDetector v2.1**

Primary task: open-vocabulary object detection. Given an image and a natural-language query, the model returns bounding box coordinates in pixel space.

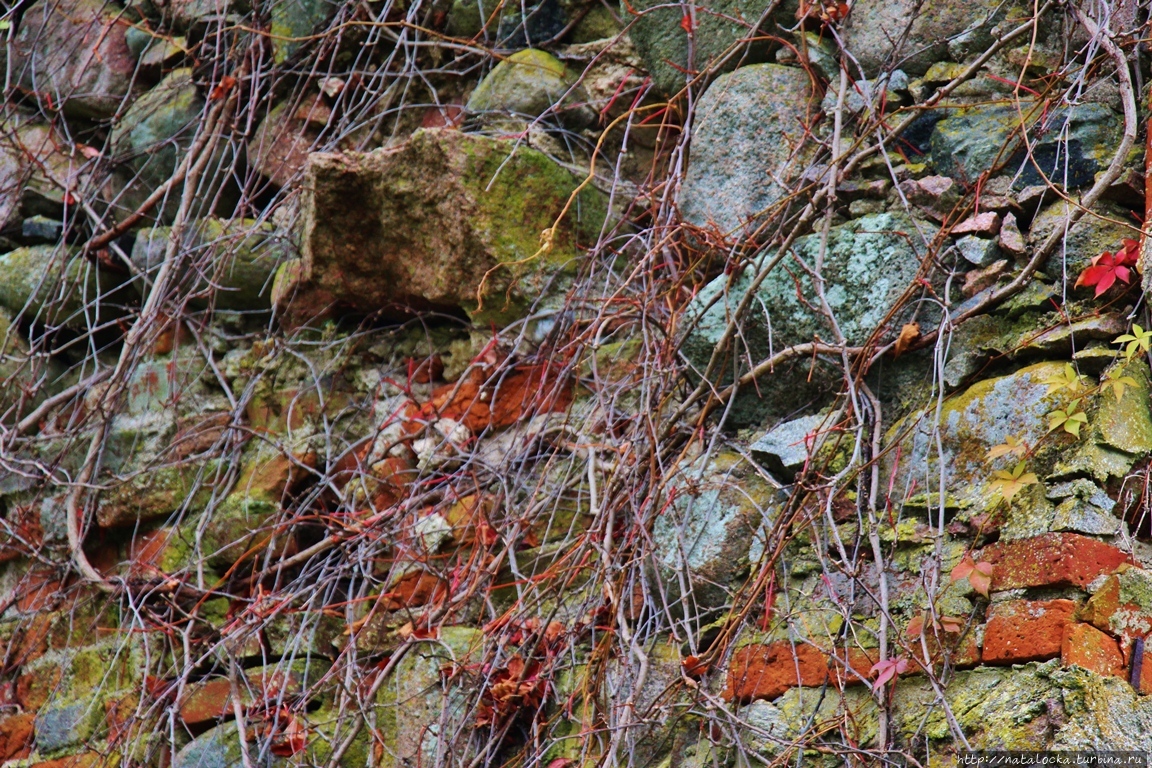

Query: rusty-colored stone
[0,712,34,761]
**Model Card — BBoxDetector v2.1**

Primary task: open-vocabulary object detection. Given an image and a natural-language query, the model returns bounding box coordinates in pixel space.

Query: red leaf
[679,13,694,32]
[870,657,909,692]
[1076,250,1135,297]
[969,562,993,597]
[268,712,307,756]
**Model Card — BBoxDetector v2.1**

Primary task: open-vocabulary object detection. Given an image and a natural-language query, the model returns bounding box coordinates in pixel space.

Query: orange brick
[724,642,829,703]
[983,599,1077,664]
[829,647,878,688]
[1062,622,1124,678]
[17,570,65,614]
[981,534,1129,590]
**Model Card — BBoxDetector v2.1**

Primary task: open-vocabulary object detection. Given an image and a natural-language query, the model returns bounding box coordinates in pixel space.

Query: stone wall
[1,0,1151,765]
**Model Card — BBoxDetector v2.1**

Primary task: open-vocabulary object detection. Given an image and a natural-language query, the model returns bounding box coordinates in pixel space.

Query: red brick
[16,570,65,613]
[179,667,304,728]
[828,647,878,688]
[724,642,829,703]
[1062,622,1124,678]
[981,534,1129,590]
[946,630,982,668]
[983,599,1077,664]
[0,712,34,761]
[179,678,245,728]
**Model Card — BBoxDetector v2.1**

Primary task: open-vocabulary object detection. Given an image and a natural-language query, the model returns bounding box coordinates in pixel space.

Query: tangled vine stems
[66,89,239,592]
[0,0,1142,765]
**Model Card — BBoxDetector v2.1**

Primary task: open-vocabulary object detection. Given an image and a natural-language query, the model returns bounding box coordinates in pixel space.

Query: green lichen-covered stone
[883,362,1088,528]
[653,449,785,611]
[628,0,794,96]
[892,663,1059,748]
[465,49,580,121]
[678,64,818,237]
[0,245,123,328]
[97,460,223,528]
[682,212,938,426]
[842,0,1014,77]
[942,310,1127,389]
[930,102,1121,189]
[284,128,610,327]
[110,68,240,224]
[569,4,624,42]
[270,0,335,63]
[741,686,879,760]
[1049,666,1152,749]
[374,627,484,767]
[131,218,291,311]
[1092,361,1152,456]
[1029,198,1141,278]
[173,720,284,768]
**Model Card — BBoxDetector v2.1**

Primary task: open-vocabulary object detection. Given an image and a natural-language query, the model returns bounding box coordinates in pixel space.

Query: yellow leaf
[1108,374,1138,400]
[986,435,1027,461]
[989,461,1039,503]
[1042,363,1086,395]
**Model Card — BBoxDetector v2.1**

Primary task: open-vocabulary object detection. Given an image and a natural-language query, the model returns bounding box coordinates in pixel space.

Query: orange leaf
[893,322,920,358]
[681,655,710,677]
[968,564,993,597]
[209,75,237,101]
[950,556,975,582]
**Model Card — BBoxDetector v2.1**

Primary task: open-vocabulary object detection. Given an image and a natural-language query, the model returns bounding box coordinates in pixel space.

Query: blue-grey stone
[678,64,817,237]
[682,211,938,425]
[751,413,827,479]
[21,216,64,244]
[35,701,100,753]
[956,235,1002,266]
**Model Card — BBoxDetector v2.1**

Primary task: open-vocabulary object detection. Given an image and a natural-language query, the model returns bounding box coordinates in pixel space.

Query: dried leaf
[893,322,920,359]
[681,655,709,677]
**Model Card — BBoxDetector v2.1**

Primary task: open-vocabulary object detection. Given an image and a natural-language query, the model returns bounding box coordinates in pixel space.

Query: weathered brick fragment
[724,642,829,703]
[1062,622,1124,678]
[981,533,1129,590]
[983,599,1077,664]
